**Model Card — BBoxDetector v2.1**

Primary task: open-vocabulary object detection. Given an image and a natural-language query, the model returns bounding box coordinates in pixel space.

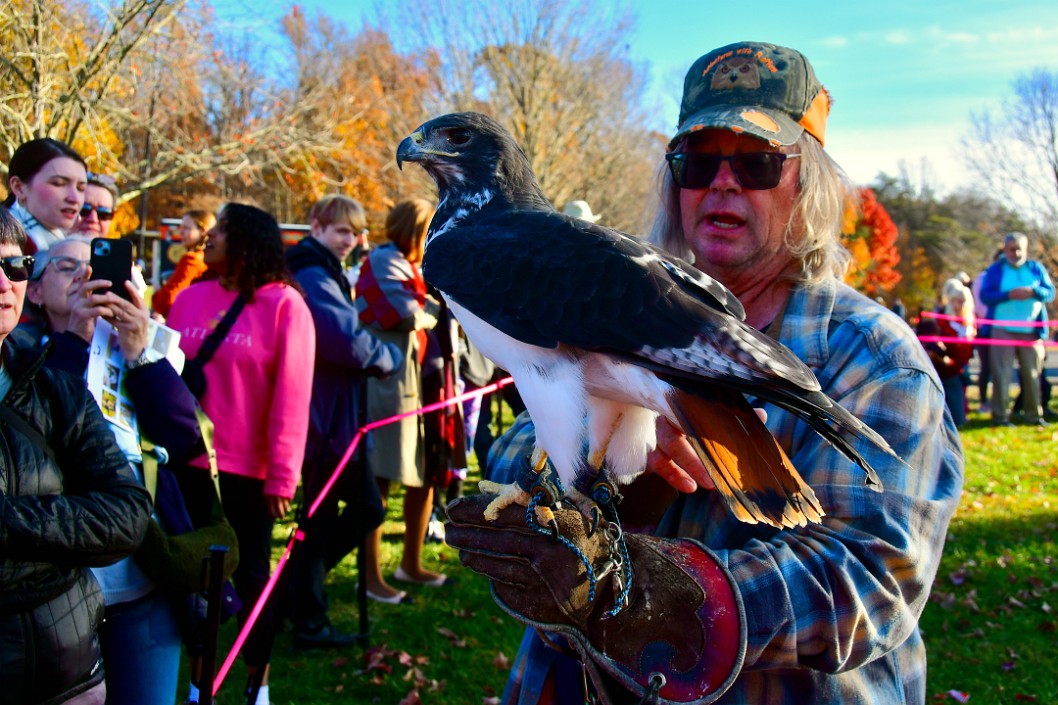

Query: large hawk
[397,112,894,530]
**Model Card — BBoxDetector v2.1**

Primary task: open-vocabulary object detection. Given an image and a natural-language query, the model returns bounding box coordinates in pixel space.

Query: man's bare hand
[646,418,713,493]
[646,410,769,494]
[1009,286,1036,301]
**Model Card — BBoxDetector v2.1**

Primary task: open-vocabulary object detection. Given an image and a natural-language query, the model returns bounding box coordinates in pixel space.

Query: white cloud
[983,26,1058,43]
[820,36,849,48]
[925,26,980,44]
[825,123,973,195]
[883,30,912,44]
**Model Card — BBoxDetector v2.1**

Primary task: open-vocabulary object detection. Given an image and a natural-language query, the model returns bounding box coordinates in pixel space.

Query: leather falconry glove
[445,494,746,705]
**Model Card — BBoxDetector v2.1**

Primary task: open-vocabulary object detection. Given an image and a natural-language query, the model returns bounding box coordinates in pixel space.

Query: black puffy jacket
[0,341,152,705]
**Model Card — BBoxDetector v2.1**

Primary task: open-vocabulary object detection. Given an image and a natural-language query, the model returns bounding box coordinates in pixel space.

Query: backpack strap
[0,404,56,462]
[192,293,249,368]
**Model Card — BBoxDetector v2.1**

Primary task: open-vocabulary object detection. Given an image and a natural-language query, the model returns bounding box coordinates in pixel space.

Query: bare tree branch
[962,68,1058,236]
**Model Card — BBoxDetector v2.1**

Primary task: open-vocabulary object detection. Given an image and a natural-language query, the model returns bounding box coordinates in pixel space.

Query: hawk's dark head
[397,112,549,215]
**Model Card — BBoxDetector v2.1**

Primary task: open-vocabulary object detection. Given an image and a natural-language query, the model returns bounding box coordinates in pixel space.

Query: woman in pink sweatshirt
[167,203,315,704]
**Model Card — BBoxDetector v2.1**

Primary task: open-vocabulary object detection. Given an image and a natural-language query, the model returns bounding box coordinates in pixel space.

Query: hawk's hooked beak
[396,126,460,170]
[395,129,426,171]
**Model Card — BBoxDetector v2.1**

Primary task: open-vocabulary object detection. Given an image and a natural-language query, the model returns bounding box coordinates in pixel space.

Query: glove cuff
[492,535,745,704]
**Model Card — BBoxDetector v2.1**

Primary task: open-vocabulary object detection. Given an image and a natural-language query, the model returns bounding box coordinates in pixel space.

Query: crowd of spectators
[0,138,472,705]
[0,37,1050,703]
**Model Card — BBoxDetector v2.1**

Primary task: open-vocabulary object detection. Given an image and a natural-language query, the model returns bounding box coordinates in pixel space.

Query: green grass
[921,413,1058,704]
[201,404,1058,705]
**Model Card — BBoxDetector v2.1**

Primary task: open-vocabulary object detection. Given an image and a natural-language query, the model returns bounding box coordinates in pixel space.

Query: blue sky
[216,0,1058,195]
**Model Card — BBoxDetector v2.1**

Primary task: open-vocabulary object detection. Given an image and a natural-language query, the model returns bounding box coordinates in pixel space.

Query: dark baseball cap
[669,41,830,150]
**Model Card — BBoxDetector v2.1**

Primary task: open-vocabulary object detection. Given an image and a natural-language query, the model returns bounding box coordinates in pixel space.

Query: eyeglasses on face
[80,203,114,220]
[665,152,801,191]
[46,255,89,276]
[0,255,35,282]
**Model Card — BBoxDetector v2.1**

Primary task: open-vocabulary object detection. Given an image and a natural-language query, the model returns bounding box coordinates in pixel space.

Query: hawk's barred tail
[667,388,825,529]
[764,389,890,488]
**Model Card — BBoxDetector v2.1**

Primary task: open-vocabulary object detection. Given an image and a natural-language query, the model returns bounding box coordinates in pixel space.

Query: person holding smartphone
[0,207,153,705]
[20,234,209,705]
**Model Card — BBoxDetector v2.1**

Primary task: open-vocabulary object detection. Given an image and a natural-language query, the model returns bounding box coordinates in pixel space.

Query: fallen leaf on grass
[437,626,467,648]
[1002,661,1016,672]
[1014,695,1038,701]
[1042,602,1052,614]
[331,656,349,668]
[398,651,414,667]
[483,698,501,705]
[493,651,510,670]
[398,689,422,705]
[1008,596,1027,609]
[934,592,956,610]
[365,650,392,674]
[947,690,970,702]
[949,569,966,586]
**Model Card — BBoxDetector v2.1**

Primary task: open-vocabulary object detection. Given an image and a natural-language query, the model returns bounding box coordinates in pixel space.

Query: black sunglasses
[0,256,35,282]
[665,152,801,190]
[80,204,114,220]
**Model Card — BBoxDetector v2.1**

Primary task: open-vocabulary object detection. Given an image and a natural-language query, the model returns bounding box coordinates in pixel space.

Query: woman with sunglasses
[3,137,87,256]
[0,207,153,705]
[166,203,315,705]
[72,173,118,239]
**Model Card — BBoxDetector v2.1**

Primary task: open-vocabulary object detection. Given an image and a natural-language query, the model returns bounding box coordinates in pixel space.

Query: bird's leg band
[518,456,564,539]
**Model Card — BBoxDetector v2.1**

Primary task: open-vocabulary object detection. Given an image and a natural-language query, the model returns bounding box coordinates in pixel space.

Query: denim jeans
[98,591,181,705]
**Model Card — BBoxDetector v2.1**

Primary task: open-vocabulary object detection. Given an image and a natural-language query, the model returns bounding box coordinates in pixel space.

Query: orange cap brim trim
[799,87,830,146]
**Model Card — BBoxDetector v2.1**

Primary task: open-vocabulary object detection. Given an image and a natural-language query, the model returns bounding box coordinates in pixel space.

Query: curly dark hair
[217,203,297,299]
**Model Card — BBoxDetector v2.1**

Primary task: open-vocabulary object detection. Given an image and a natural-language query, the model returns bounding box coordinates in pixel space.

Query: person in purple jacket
[284,195,401,649]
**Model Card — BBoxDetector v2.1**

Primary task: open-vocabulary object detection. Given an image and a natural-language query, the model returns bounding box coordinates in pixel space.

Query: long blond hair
[941,278,977,338]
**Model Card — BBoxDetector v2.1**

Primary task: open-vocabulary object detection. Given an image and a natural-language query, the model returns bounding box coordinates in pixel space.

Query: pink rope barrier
[920,310,1058,328]
[213,376,514,695]
[917,335,1058,348]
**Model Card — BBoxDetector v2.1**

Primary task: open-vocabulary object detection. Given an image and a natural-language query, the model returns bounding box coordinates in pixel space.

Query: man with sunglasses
[457,42,963,704]
[73,173,117,238]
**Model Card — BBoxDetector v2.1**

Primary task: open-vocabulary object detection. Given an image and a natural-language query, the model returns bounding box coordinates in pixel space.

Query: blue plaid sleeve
[660,280,964,702]
[485,411,536,485]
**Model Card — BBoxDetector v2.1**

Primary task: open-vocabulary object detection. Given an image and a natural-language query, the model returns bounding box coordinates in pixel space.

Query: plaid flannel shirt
[489,278,964,705]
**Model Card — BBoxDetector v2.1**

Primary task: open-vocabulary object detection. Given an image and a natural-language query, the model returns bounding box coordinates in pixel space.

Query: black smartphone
[89,238,134,302]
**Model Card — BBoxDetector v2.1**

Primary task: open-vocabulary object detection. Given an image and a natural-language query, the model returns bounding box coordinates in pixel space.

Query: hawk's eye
[448,128,472,146]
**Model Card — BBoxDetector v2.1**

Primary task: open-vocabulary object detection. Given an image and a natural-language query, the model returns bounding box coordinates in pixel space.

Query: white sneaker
[426,518,446,543]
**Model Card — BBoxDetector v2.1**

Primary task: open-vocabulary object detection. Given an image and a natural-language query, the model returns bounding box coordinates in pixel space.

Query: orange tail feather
[668,388,824,529]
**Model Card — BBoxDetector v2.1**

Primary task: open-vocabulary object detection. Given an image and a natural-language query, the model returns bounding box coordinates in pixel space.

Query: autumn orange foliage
[843,187,901,296]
